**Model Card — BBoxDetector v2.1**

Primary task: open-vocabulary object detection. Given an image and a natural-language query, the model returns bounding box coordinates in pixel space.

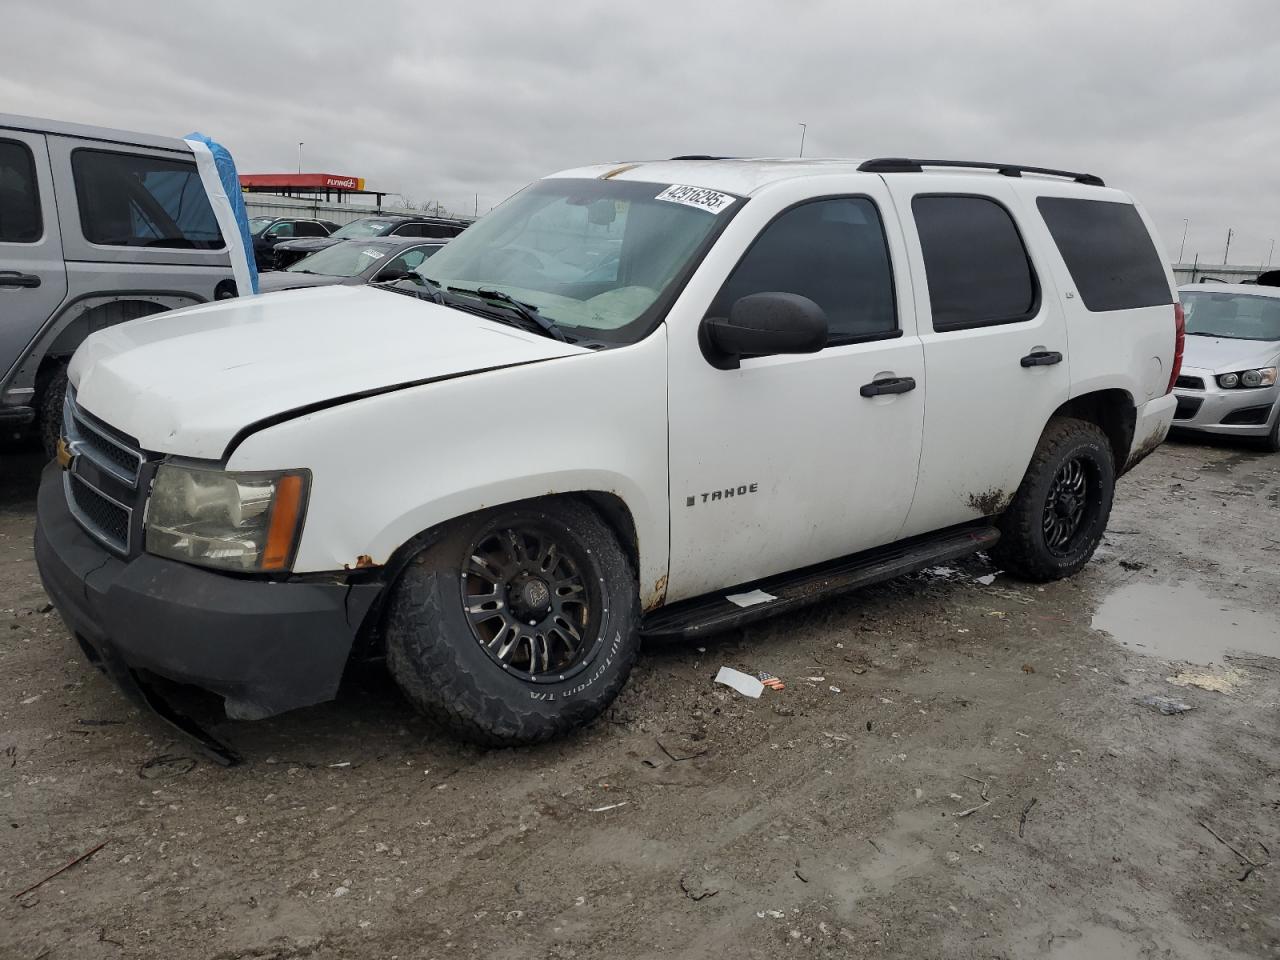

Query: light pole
[1178,218,1189,263]
[798,123,807,158]
[1223,228,1233,265]
[1267,239,1275,269]
[297,142,304,174]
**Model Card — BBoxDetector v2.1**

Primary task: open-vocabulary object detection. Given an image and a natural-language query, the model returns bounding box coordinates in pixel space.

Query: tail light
[1166,301,1186,394]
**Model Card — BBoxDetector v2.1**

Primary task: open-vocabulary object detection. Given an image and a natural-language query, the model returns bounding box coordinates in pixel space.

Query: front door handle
[1020,350,1063,367]
[860,376,917,397]
[0,271,41,289]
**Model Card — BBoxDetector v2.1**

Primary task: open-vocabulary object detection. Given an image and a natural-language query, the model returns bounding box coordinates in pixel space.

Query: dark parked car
[270,214,469,270]
[248,216,338,271]
[256,237,447,293]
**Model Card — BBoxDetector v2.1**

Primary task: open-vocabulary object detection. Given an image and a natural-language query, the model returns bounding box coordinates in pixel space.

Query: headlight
[1217,367,1277,389]
[145,464,310,572]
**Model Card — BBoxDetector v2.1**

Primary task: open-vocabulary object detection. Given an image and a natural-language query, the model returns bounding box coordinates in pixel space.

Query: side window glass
[71,149,224,249]
[1036,197,1171,311]
[711,197,897,344]
[266,222,295,239]
[0,139,42,243]
[911,195,1037,331]
[295,221,326,237]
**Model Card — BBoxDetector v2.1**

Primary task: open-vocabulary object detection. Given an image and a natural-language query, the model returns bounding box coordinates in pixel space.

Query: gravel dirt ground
[2,437,1278,960]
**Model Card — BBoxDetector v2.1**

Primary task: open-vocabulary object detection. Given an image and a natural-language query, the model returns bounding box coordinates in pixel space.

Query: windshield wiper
[447,285,568,342]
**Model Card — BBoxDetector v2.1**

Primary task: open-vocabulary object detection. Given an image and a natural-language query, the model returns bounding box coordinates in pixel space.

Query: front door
[666,182,925,603]
[0,130,67,404]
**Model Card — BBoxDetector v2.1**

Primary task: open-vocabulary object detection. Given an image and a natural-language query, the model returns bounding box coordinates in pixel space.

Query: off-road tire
[384,499,640,747]
[38,364,69,461]
[992,417,1115,583]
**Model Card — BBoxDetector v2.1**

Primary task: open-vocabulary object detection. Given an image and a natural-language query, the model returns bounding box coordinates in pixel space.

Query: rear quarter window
[1036,197,1171,312]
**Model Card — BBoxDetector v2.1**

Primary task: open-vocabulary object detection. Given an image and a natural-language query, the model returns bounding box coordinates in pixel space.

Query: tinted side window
[0,139,41,243]
[912,195,1037,331]
[1037,197,1171,312]
[712,197,897,344]
[295,221,328,237]
[265,222,294,238]
[72,149,223,249]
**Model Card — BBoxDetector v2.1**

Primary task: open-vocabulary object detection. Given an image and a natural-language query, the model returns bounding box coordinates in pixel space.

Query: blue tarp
[185,132,258,294]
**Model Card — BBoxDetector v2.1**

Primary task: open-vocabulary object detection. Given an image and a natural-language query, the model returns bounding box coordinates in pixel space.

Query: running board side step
[641,524,999,640]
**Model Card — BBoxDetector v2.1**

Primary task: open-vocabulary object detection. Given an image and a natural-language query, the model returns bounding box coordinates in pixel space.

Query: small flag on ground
[757,672,785,691]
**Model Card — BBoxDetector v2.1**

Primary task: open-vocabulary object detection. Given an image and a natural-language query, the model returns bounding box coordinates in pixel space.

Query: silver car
[256,237,445,294]
[1173,283,1280,451]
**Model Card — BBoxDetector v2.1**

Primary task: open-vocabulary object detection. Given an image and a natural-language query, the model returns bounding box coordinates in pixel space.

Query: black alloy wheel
[1041,456,1096,556]
[462,521,603,682]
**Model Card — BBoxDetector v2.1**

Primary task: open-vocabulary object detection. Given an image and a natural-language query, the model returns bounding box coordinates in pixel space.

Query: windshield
[1182,291,1280,341]
[248,216,274,236]
[286,240,391,277]
[408,178,739,342]
[330,218,395,239]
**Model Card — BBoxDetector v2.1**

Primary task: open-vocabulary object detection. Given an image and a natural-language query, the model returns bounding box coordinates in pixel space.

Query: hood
[255,270,348,293]
[69,285,587,459]
[1182,334,1280,374]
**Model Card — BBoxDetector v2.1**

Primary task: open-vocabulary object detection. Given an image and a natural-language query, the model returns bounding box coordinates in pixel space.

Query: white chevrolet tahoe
[35,157,1181,755]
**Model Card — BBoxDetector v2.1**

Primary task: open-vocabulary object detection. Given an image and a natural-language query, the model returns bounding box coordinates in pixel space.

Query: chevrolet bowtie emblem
[56,436,74,470]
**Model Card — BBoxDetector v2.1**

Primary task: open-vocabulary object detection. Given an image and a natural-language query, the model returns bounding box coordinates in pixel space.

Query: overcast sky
[3,0,1277,265]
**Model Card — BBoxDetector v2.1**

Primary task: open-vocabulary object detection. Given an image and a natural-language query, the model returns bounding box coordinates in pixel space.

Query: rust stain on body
[644,574,668,612]
[344,554,376,571]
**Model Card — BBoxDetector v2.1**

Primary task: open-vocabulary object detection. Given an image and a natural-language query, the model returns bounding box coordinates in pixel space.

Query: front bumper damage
[33,463,381,764]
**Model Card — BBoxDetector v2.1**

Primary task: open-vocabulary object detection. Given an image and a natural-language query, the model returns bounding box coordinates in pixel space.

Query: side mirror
[699,292,828,370]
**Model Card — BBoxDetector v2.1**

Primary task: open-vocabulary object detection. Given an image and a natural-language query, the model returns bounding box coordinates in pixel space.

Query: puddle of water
[1092,580,1279,665]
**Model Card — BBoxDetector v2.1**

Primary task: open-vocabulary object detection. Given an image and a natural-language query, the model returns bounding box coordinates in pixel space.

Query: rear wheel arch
[1048,389,1135,472]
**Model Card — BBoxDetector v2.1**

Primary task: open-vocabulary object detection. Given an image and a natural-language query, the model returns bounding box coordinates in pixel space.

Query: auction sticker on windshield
[655,184,736,214]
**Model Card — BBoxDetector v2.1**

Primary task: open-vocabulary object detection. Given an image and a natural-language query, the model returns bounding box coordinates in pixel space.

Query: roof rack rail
[858,158,1104,187]
[668,155,738,161]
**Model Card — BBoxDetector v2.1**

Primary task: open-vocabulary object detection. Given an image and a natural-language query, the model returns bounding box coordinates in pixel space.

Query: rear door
[0,130,67,396]
[880,178,1071,537]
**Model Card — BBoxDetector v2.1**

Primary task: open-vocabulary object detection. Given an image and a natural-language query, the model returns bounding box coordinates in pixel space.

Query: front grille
[61,388,145,555]
[1175,375,1205,390]
[1174,397,1203,421]
[63,393,141,487]
[66,473,131,552]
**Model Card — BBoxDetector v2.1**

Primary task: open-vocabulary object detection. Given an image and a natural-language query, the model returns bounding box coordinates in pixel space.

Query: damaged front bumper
[34,463,381,760]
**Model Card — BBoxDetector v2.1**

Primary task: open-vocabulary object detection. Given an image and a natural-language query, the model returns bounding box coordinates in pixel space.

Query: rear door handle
[0,271,41,289]
[1020,350,1063,367]
[860,376,917,397]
